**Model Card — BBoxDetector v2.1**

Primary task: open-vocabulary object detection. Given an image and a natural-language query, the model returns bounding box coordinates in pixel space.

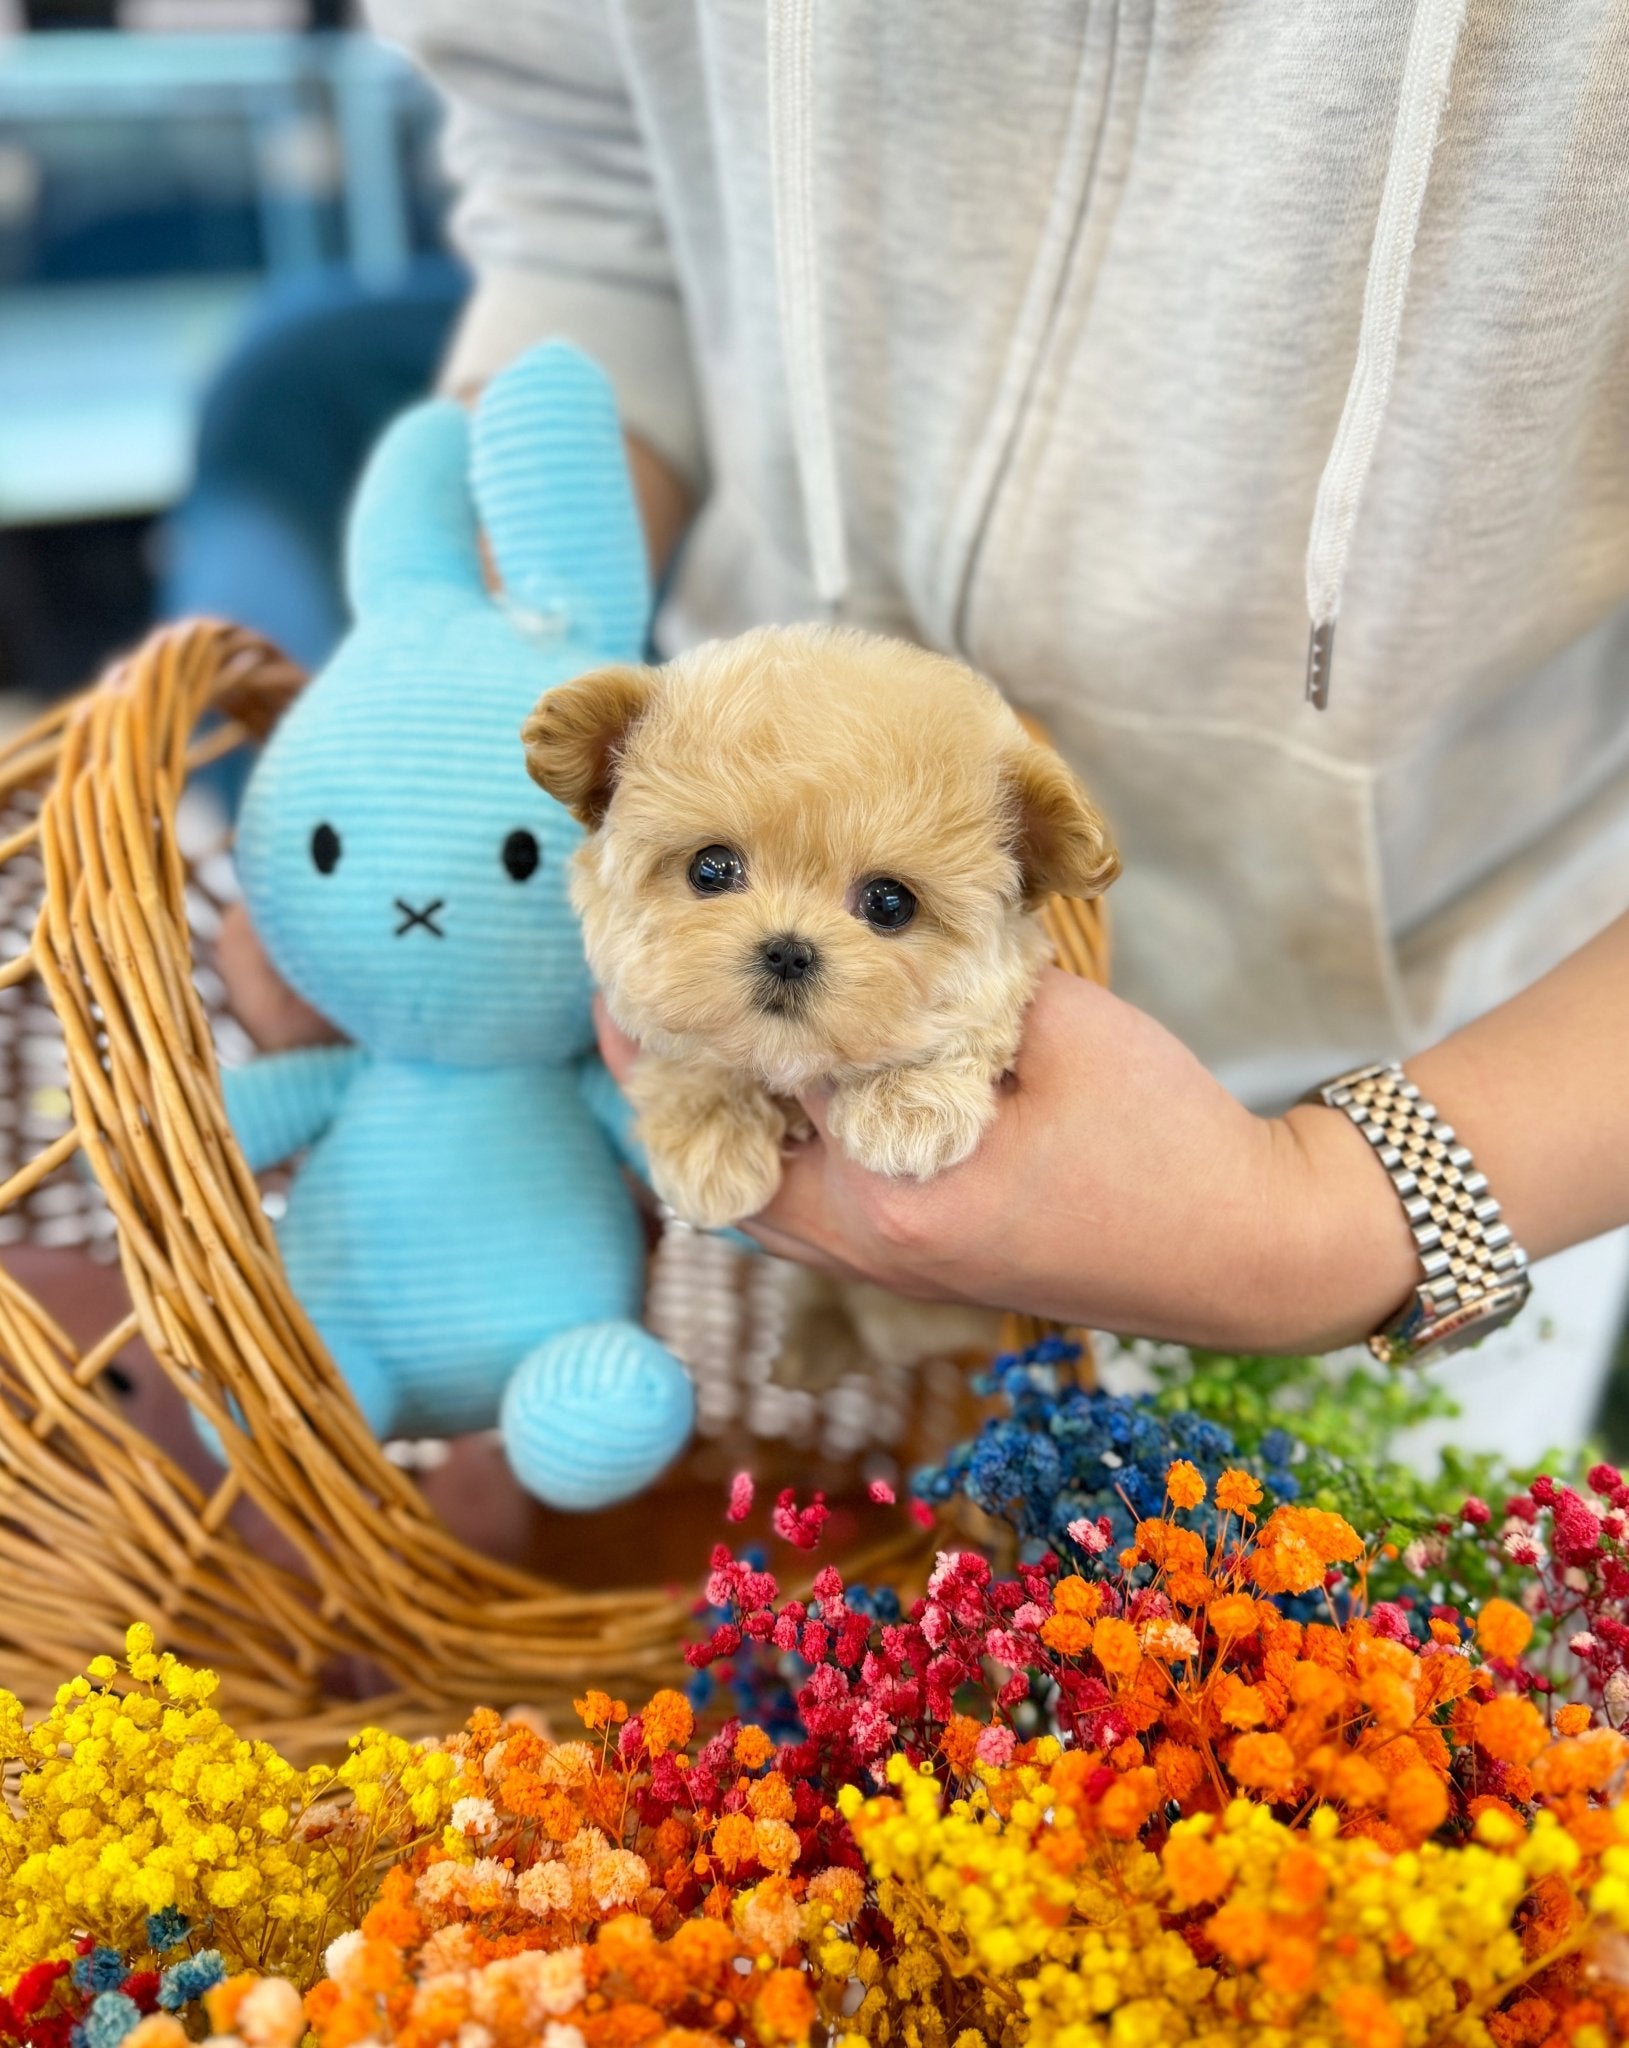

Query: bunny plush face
[234,378,651,1068]
[236,607,594,1067]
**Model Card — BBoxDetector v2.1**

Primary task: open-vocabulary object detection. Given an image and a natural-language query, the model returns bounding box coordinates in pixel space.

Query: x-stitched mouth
[394,898,446,937]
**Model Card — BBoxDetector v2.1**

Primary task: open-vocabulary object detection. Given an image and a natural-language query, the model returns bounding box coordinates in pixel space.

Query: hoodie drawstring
[767,0,850,608]
[1304,0,1468,708]
[768,0,1467,696]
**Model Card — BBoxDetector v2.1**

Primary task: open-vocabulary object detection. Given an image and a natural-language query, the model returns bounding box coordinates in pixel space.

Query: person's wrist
[1254,1102,1423,1354]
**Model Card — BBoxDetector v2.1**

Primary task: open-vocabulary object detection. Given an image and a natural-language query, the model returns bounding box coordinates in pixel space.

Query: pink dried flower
[771,1487,830,1550]
[974,1725,1015,1767]
[727,1471,755,1523]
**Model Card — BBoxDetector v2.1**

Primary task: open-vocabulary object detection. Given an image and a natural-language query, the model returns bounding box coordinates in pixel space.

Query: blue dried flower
[71,1952,125,1996]
[80,1995,140,2048]
[144,1909,190,1955]
[914,1338,1311,1562]
[157,1951,224,2011]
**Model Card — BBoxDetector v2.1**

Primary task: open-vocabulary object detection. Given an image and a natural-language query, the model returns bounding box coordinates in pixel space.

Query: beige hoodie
[370,0,1629,1108]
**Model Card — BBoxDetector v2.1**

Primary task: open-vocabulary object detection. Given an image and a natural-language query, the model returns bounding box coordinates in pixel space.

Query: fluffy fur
[523,624,1118,1229]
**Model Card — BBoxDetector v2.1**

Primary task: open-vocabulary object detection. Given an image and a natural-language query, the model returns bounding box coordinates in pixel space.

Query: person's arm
[366,0,706,541]
[596,910,1629,1356]
[1282,905,1629,1350]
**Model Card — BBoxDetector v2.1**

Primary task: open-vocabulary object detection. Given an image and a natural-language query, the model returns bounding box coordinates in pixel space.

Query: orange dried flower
[1555,1703,1593,1738]
[710,1812,758,1874]
[1334,1983,1405,2048]
[1287,1660,1347,1718]
[1326,1753,1387,1810]
[1092,1616,1143,1680]
[1097,1765,1160,1839]
[1040,1612,1093,1657]
[1275,1843,1329,1909]
[750,1818,799,1875]
[1215,1674,1268,1731]
[1162,1831,1230,1907]
[940,1715,983,1777]
[753,1968,816,2043]
[1165,1460,1206,1510]
[575,1690,629,1732]
[1249,1506,1365,1596]
[1261,1935,1318,2000]
[1136,1520,1207,1573]
[640,1690,694,1758]
[1532,1725,1627,1795]
[1053,1576,1104,1618]
[1206,1900,1271,1967]
[1152,1739,1208,1805]
[1207,1594,1262,1643]
[1228,1732,1298,1794]
[363,1865,425,1947]
[732,1725,774,1770]
[1386,1764,1449,1842]
[1215,1469,1264,1516]
[1476,1694,1549,1766]
[747,1772,794,1822]
[1475,1597,1535,1663]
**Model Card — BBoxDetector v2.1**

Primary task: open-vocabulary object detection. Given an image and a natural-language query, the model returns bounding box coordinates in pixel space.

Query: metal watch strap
[1309,1061,1532,1367]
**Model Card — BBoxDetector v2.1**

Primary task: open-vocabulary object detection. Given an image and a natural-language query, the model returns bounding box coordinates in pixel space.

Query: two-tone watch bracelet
[1309,1060,1532,1367]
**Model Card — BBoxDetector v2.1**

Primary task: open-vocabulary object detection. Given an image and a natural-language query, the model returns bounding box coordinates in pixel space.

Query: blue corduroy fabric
[222,342,693,1511]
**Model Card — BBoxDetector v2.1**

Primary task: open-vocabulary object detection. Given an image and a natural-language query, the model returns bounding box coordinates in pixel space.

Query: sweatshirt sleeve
[366,0,707,492]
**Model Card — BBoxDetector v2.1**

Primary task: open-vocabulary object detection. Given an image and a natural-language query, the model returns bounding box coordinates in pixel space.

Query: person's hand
[217,900,344,1051]
[595,969,1420,1354]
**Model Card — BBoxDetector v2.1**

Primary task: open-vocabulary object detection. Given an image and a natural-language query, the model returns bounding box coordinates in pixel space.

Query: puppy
[523,624,1118,1230]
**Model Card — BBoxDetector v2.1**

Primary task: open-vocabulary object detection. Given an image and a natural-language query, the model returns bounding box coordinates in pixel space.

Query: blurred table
[0,29,445,528]
[0,275,257,521]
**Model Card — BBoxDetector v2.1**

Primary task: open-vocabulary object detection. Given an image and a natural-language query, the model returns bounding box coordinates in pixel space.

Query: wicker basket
[0,623,1109,1752]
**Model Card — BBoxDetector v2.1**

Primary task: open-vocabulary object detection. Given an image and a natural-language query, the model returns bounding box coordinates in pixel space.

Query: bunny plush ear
[471,343,651,660]
[345,398,483,616]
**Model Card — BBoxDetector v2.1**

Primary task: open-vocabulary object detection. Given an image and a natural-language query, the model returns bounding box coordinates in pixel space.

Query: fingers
[794,1082,834,1139]
[593,994,641,1083]
[218,901,344,1052]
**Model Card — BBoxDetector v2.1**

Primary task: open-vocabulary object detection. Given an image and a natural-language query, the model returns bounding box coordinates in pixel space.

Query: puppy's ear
[522,664,657,828]
[1006,740,1119,905]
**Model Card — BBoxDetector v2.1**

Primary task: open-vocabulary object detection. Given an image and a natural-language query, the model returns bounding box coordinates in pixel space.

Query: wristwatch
[1304,1060,1532,1367]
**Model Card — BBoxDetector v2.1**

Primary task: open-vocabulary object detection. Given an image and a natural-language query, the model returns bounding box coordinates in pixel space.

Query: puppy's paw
[827,1063,996,1180]
[632,1062,786,1227]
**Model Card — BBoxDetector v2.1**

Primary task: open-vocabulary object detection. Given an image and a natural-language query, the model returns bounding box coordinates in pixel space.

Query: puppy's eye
[688,845,745,895]
[311,823,341,875]
[502,828,541,881]
[858,877,917,931]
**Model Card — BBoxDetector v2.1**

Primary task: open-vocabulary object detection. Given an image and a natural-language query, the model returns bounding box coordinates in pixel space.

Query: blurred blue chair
[160,259,465,806]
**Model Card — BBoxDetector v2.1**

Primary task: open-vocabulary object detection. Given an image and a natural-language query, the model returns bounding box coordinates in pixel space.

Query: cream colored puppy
[523,624,1117,1230]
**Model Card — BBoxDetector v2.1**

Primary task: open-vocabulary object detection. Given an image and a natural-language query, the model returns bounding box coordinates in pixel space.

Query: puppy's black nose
[760,933,818,983]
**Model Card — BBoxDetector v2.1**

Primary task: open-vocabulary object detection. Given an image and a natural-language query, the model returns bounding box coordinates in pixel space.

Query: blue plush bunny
[221,342,695,1511]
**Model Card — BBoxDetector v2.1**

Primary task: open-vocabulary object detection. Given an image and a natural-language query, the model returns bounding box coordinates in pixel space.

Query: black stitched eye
[311,823,341,875]
[502,828,541,881]
[688,845,745,895]
[858,877,917,930]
